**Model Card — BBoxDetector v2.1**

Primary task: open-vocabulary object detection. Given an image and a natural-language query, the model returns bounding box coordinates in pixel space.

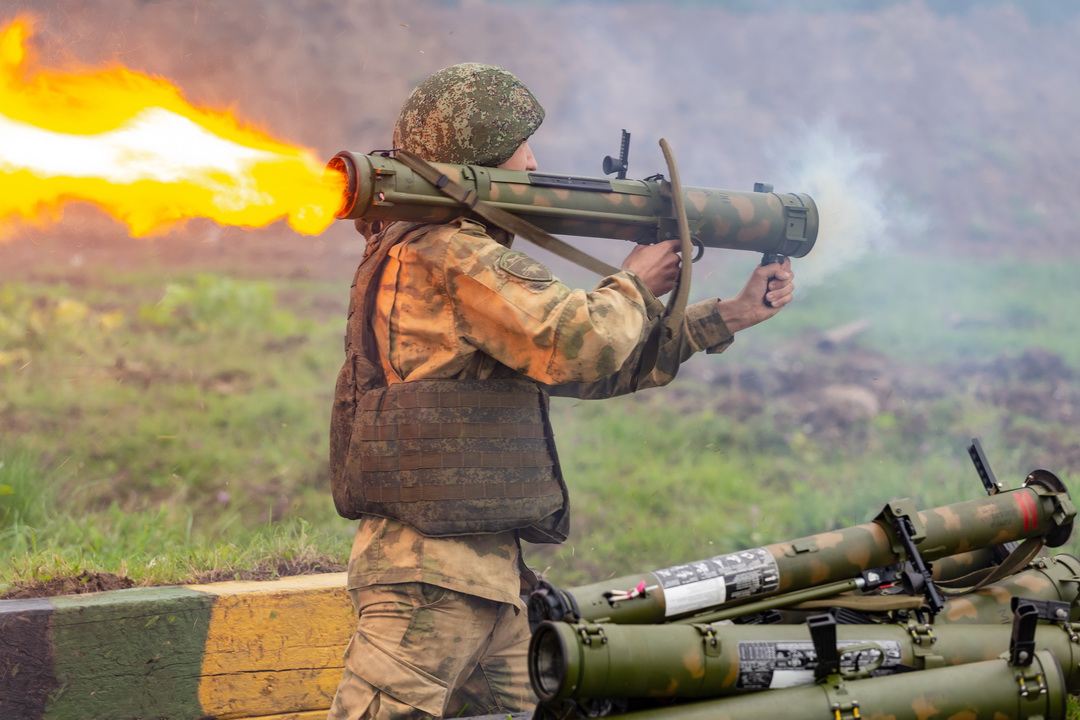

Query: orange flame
[0,17,344,237]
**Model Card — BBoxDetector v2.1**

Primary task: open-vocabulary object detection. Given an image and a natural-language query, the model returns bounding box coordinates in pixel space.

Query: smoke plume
[769,119,921,289]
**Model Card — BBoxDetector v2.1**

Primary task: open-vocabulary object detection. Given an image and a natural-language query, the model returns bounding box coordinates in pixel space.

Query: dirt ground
[0,560,348,599]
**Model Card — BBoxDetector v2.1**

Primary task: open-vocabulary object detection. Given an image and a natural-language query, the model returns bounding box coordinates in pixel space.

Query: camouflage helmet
[393,63,544,167]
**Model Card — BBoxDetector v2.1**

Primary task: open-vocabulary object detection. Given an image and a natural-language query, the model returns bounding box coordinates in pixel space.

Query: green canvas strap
[793,593,926,613]
[658,138,693,337]
[395,150,621,278]
[935,536,1045,596]
[394,146,696,350]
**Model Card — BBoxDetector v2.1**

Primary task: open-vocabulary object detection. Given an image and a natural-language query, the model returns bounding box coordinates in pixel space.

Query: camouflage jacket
[345,218,735,609]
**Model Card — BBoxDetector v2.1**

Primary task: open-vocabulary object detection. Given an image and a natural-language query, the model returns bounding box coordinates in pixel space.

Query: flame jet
[0,17,343,237]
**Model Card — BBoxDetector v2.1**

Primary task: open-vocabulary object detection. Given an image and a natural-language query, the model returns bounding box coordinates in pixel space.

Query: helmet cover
[393,63,544,167]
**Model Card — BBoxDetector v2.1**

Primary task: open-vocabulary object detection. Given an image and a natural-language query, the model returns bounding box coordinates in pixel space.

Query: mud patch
[1,559,347,600]
[1,571,135,600]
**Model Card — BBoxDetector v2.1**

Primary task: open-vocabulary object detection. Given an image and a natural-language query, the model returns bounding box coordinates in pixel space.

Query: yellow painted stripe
[239,712,330,720]
[191,573,355,719]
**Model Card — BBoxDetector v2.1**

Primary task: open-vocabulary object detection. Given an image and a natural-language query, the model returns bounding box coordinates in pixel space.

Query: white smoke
[768,118,922,289]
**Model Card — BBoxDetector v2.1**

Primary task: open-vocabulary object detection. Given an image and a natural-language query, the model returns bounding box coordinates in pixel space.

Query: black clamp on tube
[808,613,841,682]
[528,579,580,632]
[882,501,946,616]
[1010,600,1042,667]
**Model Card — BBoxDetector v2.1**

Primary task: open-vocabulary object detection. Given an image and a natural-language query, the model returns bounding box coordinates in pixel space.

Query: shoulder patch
[497,251,554,282]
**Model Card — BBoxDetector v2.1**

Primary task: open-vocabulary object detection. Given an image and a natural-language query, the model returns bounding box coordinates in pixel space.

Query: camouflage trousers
[327,582,536,720]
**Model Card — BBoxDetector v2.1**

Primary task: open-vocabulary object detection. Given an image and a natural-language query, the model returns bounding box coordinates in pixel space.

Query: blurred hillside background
[2,0,1079,593]
[5,0,1080,263]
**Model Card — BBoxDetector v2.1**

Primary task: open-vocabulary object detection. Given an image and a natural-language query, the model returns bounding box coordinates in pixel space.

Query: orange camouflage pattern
[329,582,534,720]
[348,216,736,607]
[332,216,737,719]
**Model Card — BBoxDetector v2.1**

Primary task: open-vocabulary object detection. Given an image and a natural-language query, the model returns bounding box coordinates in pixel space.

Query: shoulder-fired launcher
[326,151,817,260]
[529,471,1074,627]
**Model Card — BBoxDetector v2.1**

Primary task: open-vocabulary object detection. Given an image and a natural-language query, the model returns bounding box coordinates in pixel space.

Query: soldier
[327,62,795,720]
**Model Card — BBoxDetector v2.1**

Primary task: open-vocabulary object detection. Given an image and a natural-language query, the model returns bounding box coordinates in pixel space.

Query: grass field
[2,249,1079,594]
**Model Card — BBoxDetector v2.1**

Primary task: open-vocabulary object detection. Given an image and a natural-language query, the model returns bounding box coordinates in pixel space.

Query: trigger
[691,238,705,263]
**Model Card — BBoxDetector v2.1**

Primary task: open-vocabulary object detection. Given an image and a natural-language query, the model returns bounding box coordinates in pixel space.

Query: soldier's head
[393,63,543,170]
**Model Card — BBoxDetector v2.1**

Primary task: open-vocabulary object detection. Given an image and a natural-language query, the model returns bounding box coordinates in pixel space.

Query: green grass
[1,252,1079,594]
[529,386,1080,585]
[708,250,1080,367]
[0,272,354,592]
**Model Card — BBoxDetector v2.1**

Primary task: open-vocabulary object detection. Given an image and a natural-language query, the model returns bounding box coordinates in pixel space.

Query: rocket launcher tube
[936,553,1080,625]
[665,651,1067,720]
[535,651,1068,720]
[529,555,1080,702]
[531,617,1080,701]
[327,151,818,259]
[535,475,1074,626]
[673,553,1080,628]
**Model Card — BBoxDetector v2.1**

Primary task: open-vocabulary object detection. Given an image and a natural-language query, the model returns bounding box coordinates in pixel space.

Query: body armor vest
[329,222,569,542]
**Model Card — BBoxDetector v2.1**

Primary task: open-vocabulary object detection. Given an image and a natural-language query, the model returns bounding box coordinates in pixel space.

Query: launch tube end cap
[528,621,574,702]
[1024,469,1074,548]
[778,192,818,258]
[528,579,580,631]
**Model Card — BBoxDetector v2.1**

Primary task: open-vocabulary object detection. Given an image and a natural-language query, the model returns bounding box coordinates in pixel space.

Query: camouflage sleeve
[443,225,657,385]
[542,294,735,401]
[442,222,733,394]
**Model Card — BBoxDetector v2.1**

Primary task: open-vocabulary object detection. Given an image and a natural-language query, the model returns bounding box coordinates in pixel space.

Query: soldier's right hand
[621,238,682,298]
[717,258,795,333]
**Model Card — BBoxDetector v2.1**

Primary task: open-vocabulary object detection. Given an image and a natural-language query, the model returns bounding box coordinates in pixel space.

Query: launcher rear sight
[602,129,631,180]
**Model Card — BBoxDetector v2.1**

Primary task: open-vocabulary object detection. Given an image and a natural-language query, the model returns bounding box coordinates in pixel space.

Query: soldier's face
[498,141,537,171]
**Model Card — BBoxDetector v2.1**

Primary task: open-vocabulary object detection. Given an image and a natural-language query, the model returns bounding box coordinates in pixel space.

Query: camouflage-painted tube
[535,474,1073,625]
[539,650,1067,720]
[327,152,818,258]
[931,547,998,581]
[937,554,1080,625]
[646,552,1080,627]
[531,560,1080,701]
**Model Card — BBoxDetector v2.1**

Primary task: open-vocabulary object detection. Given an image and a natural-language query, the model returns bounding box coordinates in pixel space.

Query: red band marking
[1015,491,1037,533]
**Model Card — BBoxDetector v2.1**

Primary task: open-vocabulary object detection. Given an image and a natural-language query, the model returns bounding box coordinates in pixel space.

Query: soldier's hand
[717,258,795,333]
[621,239,682,297]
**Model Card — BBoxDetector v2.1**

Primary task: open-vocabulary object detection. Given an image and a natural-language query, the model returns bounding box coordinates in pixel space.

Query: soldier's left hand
[621,238,682,298]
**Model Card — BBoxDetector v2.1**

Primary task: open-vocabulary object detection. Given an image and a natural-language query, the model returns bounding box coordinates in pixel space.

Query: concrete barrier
[0,572,354,720]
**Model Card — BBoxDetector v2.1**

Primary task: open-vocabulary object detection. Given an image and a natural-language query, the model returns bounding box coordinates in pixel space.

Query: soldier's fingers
[766,283,795,307]
[767,275,793,292]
